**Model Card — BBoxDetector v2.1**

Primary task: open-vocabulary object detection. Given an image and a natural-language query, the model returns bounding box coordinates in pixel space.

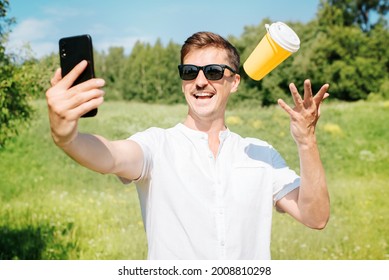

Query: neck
[183,115,226,135]
[183,116,226,158]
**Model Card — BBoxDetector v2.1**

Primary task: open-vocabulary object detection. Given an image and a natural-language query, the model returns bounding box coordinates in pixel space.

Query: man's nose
[195,69,209,88]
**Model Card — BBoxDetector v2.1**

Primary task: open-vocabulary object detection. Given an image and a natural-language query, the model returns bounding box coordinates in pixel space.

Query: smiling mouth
[194,92,215,99]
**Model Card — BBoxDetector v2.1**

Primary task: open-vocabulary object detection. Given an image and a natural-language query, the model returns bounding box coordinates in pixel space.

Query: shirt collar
[176,123,230,141]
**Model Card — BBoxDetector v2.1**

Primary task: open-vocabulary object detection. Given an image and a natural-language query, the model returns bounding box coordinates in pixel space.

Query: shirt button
[220,241,225,246]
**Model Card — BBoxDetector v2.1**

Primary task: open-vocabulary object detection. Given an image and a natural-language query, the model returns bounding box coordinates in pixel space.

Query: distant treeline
[1,0,388,146]
[33,2,389,107]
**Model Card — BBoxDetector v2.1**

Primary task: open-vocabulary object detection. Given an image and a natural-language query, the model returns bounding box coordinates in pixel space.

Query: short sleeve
[270,147,300,204]
[118,127,163,184]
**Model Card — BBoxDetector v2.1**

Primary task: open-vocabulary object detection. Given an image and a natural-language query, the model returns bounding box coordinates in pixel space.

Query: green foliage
[0,0,30,148]
[0,55,31,147]
[0,0,14,35]
[95,40,183,104]
[95,47,126,100]
[0,51,59,148]
[0,0,52,148]
[121,40,183,104]
[304,22,388,100]
[319,0,389,32]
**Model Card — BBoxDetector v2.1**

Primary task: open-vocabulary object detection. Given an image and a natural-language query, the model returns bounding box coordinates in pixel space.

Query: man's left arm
[276,79,330,229]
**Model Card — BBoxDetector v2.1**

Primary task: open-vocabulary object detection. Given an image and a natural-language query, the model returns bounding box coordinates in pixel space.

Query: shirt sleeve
[270,147,300,204]
[118,127,162,184]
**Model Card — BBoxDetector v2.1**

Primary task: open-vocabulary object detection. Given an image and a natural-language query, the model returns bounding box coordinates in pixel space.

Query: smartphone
[59,34,97,117]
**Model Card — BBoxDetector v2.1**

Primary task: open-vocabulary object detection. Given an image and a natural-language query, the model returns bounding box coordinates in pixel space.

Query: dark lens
[204,65,224,80]
[181,65,199,80]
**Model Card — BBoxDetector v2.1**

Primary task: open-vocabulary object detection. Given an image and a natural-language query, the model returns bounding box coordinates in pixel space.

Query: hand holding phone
[59,34,98,117]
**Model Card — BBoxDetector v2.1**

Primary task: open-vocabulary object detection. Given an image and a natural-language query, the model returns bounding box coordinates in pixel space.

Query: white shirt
[126,123,300,260]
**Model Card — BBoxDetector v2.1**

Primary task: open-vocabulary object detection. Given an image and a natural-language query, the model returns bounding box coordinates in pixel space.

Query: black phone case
[59,34,97,117]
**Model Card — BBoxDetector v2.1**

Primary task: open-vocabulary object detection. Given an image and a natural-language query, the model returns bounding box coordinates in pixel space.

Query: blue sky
[6,0,321,58]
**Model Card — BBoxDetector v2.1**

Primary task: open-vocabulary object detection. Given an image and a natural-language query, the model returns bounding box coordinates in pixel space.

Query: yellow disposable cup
[243,22,300,81]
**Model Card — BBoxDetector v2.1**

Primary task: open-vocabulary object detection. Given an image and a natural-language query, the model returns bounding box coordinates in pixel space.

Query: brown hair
[180,31,240,72]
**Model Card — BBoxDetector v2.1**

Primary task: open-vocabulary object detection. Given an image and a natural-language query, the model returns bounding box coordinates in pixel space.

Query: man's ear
[231,74,241,93]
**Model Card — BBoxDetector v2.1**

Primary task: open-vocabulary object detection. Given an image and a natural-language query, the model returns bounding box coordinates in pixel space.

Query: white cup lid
[266,22,300,52]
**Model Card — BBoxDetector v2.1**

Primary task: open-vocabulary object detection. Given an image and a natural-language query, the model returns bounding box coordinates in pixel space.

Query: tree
[319,0,389,32]
[311,1,389,100]
[95,47,126,100]
[0,0,14,34]
[122,41,150,102]
[0,0,33,148]
[121,40,182,104]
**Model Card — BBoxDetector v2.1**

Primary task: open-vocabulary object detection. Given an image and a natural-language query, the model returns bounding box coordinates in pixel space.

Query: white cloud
[6,18,58,58]
[5,17,156,59]
[10,18,57,41]
[30,41,58,58]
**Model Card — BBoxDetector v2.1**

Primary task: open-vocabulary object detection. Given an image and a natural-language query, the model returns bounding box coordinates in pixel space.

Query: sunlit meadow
[0,100,388,259]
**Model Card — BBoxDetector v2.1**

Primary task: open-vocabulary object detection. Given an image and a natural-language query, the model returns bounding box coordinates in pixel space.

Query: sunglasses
[178,64,237,81]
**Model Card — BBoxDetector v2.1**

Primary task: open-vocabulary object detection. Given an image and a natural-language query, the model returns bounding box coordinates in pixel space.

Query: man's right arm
[46,60,143,181]
[61,133,144,181]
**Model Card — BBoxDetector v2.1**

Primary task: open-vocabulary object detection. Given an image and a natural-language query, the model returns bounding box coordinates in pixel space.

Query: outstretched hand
[277,79,329,147]
[46,60,105,147]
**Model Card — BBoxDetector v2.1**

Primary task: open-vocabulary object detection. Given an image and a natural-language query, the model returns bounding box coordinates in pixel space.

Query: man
[46,31,330,259]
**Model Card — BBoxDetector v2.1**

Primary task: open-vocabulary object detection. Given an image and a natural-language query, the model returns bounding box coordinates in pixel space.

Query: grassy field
[0,99,388,260]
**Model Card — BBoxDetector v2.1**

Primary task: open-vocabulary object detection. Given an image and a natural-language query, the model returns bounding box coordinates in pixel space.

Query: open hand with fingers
[277,79,329,147]
[45,60,105,147]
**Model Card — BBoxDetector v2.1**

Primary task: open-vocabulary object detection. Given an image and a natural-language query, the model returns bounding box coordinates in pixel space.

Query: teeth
[194,93,213,97]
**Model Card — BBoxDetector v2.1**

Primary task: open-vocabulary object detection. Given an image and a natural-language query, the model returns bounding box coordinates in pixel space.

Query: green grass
[0,99,388,259]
